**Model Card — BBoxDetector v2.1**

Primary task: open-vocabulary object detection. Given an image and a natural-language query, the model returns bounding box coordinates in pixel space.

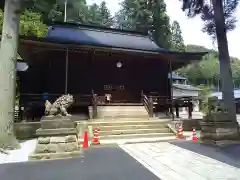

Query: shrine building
[16,22,207,121]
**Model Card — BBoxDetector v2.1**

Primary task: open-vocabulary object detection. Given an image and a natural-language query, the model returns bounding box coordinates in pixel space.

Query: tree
[23,0,89,24]
[87,1,113,27]
[23,0,61,23]
[114,0,172,48]
[0,9,48,37]
[0,0,21,149]
[113,0,140,30]
[62,0,89,23]
[114,0,151,32]
[87,3,101,25]
[0,0,48,149]
[98,1,113,27]
[180,0,238,121]
[176,44,240,89]
[170,20,185,51]
[151,0,172,48]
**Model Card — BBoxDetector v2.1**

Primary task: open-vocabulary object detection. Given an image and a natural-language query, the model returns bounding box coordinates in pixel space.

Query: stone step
[97,115,150,118]
[98,124,167,131]
[95,105,149,118]
[97,106,147,110]
[41,119,75,129]
[99,128,170,135]
[87,119,170,126]
[29,150,83,160]
[92,117,152,121]
[36,128,77,136]
[99,132,174,140]
[100,136,177,144]
[97,109,148,111]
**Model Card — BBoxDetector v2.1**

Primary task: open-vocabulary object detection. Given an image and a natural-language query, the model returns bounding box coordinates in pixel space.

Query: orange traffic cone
[92,128,100,145]
[177,124,184,139]
[192,127,198,142]
[83,131,89,149]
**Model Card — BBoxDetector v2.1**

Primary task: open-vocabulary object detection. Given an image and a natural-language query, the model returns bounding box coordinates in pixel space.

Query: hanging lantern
[116,61,123,68]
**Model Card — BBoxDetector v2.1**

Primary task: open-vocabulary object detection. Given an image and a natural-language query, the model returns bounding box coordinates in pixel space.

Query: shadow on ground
[170,141,240,168]
[0,146,160,180]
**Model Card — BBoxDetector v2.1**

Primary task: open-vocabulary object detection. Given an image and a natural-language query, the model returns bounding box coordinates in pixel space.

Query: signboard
[104,85,125,91]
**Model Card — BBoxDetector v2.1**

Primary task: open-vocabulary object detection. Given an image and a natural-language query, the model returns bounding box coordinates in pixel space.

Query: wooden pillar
[92,89,97,119]
[175,102,179,118]
[188,100,193,120]
[169,59,174,120]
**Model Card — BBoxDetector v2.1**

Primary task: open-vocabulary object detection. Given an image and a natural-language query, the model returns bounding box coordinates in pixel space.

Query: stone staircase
[83,105,176,144]
[90,118,173,139]
[89,105,149,119]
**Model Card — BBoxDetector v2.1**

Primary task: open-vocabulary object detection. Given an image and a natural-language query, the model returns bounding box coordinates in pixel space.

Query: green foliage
[114,0,172,48]
[176,44,240,88]
[0,9,48,37]
[197,84,211,113]
[19,10,48,37]
[151,0,172,48]
[98,1,113,27]
[87,1,113,27]
[114,0,153,31]
[0,0,186,51]
[170,21,185,51]
[27,0,113,26]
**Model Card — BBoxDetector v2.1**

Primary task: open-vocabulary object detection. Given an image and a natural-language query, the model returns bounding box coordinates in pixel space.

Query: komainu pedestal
[200,112,240,146]
[29,94,82,160]
[29,116,82,160]
[200,97,240,146]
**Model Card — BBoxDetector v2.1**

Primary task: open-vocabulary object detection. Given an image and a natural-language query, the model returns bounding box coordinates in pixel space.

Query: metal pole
[64,0,67,22]
[64,48,69,94]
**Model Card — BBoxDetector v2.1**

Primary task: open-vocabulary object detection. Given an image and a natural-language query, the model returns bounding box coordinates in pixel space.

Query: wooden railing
[20,93,93,106]
[18,93,94,121]
[141,92,154,117]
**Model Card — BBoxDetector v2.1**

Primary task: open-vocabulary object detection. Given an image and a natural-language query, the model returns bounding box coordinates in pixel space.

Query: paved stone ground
[0,146,161,180]
[120,141,240,180]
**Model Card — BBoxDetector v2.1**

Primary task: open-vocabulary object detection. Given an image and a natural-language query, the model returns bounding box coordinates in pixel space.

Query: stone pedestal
[200,112,240,146]
[29,116,83,160]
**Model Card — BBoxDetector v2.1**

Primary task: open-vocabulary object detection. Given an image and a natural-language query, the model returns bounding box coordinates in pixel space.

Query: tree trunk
[212,0,237,122]
[0,0,21,149]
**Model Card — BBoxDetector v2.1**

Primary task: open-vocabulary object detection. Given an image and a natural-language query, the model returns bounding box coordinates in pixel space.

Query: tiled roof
[168,74,186,80]
[173,84,200,91]
[46,23,169,52]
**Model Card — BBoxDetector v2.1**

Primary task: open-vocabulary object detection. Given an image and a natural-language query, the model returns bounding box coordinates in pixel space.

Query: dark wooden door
[110,67,132,103]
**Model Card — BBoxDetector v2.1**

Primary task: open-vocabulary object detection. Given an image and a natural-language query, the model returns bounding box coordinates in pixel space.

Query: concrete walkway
[120,141,240,180]
[0,139,37,164]
[0,146,161,180]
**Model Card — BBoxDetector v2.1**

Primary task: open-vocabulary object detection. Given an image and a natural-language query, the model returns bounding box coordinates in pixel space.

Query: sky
[86,0,240,59]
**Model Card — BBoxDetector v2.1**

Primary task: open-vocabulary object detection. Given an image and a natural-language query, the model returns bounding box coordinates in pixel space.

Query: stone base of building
[200,112,240,146]
[29,116,82,160]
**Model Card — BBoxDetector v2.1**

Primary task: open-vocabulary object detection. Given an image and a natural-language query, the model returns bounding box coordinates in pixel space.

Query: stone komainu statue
[45,94,74,116]
[208,96,227,113]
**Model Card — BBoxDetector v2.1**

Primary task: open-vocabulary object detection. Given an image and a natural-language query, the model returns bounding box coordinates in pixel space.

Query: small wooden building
[17,22,206,120]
